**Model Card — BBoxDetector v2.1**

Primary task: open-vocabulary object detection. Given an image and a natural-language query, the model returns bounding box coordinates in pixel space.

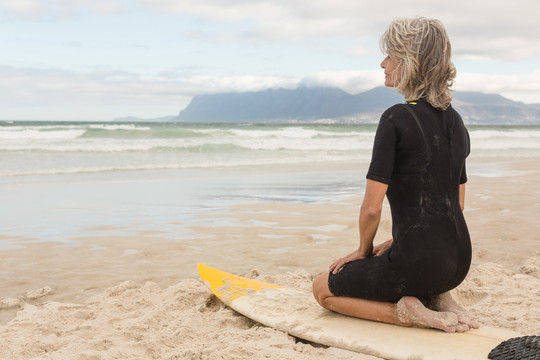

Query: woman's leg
[312,271,467,333]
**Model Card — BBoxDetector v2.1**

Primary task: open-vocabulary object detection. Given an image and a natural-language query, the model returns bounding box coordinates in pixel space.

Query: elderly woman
[312,17,478,333]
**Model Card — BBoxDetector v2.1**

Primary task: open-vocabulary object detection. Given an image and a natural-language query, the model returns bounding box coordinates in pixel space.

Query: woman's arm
[358,179,388,255]
[459,183,466,211]
[330,179,388,273]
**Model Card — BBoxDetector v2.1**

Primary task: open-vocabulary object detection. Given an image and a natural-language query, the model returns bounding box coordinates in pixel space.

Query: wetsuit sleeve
[459,161,468,184]
[366,115,397,184]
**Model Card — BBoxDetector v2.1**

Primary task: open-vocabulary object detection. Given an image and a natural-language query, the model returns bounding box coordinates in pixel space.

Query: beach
[0,122,539,359]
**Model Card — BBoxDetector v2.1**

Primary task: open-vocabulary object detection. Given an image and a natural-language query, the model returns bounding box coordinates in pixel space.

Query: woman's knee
[312,271,333,308]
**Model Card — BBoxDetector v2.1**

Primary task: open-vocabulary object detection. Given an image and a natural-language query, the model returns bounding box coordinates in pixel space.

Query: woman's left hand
[373,238,393,256]
[329,248,371,274]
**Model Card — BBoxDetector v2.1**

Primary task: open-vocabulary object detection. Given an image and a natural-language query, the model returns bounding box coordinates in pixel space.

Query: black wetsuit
[328,99,472,303]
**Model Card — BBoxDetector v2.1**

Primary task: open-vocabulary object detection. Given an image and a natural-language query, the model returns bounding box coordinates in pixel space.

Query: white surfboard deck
[197,263,521,360]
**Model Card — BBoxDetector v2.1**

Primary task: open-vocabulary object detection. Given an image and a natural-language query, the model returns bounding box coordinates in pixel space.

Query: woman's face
[380,55,401,87]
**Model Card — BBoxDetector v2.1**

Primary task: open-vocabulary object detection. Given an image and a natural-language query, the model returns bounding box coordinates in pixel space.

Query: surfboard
[197,263,522,360]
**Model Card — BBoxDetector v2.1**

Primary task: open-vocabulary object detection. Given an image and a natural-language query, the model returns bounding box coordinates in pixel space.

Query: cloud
[455,71,540,104]
[2,0,539,60]
[299,70,382,94]
[0,66,298,101]
[0,0,131,19]
[136,0,540,60]
[301,70,540,104]
[0,66,299,120]
[2,64,539,121]
[0,65,186,120]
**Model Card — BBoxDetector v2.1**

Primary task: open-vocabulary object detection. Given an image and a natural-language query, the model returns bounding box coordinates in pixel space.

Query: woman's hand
[373,238,393,256]
[329,248,371,274]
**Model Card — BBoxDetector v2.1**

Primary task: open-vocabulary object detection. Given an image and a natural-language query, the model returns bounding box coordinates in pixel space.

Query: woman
[312,17,479,333]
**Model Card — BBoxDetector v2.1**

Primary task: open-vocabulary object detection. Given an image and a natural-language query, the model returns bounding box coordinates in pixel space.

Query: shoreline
[0,156,539,358]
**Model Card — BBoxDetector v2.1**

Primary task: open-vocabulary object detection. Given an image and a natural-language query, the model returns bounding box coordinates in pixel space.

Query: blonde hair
[380,17,456,110]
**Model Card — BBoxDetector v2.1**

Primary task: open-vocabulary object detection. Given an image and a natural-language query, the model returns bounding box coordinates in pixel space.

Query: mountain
[174,87,540,124]
[452,92,540,124]
[175,86,401,123]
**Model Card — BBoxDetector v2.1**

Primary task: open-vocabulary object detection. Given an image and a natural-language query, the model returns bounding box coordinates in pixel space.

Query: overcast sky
[1,0,539,121]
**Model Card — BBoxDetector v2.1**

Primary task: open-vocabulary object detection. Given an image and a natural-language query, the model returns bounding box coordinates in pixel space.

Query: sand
[0,156,539,359]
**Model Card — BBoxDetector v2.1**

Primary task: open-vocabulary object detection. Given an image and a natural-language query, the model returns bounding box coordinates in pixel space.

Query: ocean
[0,122,378,177]
[2,121,539,177]
[1,121,539,247]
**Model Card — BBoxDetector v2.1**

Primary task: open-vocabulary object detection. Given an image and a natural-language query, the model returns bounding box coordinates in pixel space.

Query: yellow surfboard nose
[197,263,283,305]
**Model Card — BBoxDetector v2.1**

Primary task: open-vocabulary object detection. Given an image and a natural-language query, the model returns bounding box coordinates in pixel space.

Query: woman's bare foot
[429,292,480,329]
[396,296,467,333]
